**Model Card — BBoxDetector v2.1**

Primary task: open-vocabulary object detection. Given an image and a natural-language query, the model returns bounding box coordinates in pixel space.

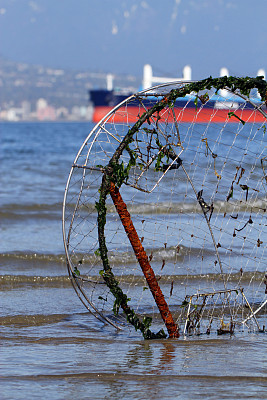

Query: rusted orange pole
[109,181,179,338]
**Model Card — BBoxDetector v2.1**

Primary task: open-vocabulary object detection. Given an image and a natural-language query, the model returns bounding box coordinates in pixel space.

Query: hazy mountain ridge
[0,57,140,117]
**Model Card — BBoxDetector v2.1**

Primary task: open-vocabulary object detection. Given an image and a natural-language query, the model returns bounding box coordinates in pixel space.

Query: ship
[89,64,267,124]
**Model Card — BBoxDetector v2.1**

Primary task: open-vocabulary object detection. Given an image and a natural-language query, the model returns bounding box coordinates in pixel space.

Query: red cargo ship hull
[93,105,267,124]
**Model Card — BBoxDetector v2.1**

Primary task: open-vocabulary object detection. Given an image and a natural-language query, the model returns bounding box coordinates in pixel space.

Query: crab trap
[63,77,267,339]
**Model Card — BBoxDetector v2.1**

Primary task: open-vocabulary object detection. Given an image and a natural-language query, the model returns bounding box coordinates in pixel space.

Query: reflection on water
[1,295,267,399]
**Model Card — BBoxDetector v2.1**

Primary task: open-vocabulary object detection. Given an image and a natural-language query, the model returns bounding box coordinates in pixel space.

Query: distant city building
[36,98,56,121]
[36,98,48,110]
[5,108,21,121]
[56,107,69,119]
[21,101,31,120]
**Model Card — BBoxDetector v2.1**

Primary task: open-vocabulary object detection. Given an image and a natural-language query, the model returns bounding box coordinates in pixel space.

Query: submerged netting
[63,77,267,339]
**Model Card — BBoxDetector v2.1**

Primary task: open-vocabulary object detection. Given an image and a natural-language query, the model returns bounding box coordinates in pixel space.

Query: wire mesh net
[63,78,267,338]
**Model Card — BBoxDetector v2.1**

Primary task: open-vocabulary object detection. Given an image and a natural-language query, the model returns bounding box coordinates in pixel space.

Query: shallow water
[1,122,267,399]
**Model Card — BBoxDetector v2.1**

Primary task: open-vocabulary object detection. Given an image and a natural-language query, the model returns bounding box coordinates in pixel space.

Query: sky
[1,0,267,80]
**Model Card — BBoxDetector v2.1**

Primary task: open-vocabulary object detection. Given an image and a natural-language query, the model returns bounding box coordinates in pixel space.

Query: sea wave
[0,251,66,265]
[0,274,72,288]
[0,270,265,288]
[0,244,211,268]
[0,203,63,221]
[67,198,267,215]
[1,197,266,222]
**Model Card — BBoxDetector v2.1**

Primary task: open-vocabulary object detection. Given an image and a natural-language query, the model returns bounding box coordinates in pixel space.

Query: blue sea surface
[1,122,90,254]
[1,122,267,400]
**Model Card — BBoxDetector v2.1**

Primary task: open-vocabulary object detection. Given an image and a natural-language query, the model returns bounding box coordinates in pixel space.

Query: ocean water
[1,122,267,400]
